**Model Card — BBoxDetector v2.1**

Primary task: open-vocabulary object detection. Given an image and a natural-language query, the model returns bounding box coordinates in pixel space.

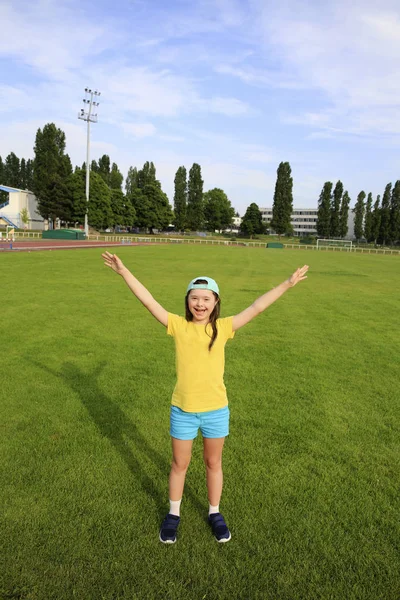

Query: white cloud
[121,123,157,138]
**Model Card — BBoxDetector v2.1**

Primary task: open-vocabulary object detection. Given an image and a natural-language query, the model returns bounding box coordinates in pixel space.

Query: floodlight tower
[78,88,101,238]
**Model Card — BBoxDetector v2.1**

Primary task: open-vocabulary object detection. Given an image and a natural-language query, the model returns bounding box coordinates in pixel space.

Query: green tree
[97,155,111,185]
[71,168,113,230]
[339,191,350,238]
[20,207,29,227]
[378,183,392,245]
[270,161,293,236]
[187,163,204,230]
[125,167,139,195]
[131,183,172,233]
[4,152,21,188]
[389,180,400,244]
[371,195,381,244]
[364,193,373,242]
[330,180,343,238]
[137,161,157,189]
[109,163,124,190]
[25,159,34,190]
[173,166,187,232]
[33,123,72,226]
[203,188,235,232]
[317,182,333,237]
[240,203,264,238]
[353,191,366,241]
[91,160,99,173]
[110,188,126,229]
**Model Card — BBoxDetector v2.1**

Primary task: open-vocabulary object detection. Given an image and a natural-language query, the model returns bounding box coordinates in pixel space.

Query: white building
[260,207,355,240]
[0,185,45,230]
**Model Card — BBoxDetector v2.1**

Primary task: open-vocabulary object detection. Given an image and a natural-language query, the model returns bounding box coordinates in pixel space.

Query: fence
[11,231,400,255]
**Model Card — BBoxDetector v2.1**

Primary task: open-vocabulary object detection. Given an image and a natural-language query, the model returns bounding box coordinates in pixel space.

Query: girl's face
[187,289,219,324]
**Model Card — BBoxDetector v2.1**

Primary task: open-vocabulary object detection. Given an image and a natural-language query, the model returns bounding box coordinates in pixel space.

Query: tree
[109,163,124,190]
[173,166,187,231]
[330,180,343,238]
[125,167,139,195]
[97,155,111,185]
[110,188,126,229]
[364,192,373,242]
[240,203,264,238]
[389,180,400,244]
[270,161,293,236]
[316,182,333,237]
[71,168,113,230]
[25,159,34,190]
[187,163,204,230]
[353,191,366,241]
[339,191,350,238]
[379,183,392,245]
[371,195,381,244]
[33,123,72,226]
[20,207,29,228]
[130,183,173,233]
[203,188,235,232]
[137,161,157,189]
[4,152,21,188]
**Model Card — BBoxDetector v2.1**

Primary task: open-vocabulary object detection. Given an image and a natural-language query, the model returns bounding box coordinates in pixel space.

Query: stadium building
[0,185,45,230]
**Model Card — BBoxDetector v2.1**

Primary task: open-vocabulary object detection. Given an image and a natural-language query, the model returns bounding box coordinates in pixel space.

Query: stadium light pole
[78,88,101,238]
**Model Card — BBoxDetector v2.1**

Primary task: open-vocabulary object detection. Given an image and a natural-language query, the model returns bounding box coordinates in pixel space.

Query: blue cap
[186,276,219,295]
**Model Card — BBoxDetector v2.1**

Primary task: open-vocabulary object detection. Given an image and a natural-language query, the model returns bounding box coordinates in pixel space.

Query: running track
[0,240,152,252]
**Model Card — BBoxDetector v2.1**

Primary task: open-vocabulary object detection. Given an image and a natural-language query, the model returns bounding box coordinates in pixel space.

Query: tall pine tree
[187,163,204,230]
[371,195,381,244]
[330,180,343,238]
[270,161,293,236]
[389,180,400,244]
[353,191,366,241]
[364,192,373,242]
[339,191,350,238]
[173,166,187,232]
[33,123,70,226]
[317,182,333,237]
[379,183,392,245]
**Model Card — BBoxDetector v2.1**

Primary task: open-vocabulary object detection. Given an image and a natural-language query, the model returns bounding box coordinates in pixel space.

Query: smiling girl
[101,252,308,544]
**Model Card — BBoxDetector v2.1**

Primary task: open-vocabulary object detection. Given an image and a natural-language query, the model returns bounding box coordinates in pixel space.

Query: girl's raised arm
[232,265,309,332]
[102,251,168,327]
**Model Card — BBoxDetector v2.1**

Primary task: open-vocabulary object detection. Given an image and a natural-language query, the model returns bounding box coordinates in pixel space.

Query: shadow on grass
[28,359,206,520]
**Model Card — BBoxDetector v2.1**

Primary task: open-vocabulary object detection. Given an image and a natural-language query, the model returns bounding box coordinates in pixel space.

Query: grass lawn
[1,245,399,600]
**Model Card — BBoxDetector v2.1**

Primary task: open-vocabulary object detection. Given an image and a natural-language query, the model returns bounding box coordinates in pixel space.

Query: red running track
[0,240,152,252]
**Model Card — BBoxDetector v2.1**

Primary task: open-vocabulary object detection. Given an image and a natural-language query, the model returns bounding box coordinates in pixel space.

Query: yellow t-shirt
[167,313,235,413]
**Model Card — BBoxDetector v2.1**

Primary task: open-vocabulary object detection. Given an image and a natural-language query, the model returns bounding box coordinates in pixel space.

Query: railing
[9,231,400,255]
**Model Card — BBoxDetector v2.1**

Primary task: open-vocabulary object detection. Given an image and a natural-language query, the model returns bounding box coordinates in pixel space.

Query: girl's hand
[101,251,126,275]
[287,265,309,287]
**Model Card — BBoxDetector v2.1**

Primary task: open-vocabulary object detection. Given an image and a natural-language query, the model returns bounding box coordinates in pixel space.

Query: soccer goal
[317,239,353,250]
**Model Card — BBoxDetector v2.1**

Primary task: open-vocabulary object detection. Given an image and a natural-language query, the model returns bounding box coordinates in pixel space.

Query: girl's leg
[169,437,193,501]
[203,437,225,507]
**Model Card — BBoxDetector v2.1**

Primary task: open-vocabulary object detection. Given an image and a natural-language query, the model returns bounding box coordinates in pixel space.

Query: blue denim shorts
[170,405,230,440]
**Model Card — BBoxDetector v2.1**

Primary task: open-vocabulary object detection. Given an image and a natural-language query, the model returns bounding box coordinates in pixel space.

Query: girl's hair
[185,279,220,351]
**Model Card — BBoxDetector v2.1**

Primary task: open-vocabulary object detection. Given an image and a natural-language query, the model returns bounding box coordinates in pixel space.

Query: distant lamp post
[78,88,101,238]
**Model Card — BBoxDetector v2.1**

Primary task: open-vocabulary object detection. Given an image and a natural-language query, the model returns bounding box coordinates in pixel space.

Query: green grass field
[1,245,399,600]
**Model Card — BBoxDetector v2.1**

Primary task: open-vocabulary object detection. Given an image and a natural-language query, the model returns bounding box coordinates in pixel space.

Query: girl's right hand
[102,251,126,275]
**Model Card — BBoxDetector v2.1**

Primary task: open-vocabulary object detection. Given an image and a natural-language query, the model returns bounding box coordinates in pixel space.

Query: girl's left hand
[288,265,309,287]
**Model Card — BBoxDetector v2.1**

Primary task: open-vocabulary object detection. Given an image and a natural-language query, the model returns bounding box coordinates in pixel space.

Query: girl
[101,251,308,544]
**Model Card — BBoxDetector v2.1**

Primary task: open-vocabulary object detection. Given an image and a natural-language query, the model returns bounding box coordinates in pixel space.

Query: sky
[1,0,399,215]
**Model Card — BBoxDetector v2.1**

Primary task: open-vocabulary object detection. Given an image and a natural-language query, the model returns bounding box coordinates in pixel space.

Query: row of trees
[2,123,400,243]
[317,181,350,239]
[172,164,236,232]
[318,180,400,244]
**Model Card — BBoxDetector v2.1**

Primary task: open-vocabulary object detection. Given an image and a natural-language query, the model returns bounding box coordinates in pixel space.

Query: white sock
[169,499,182,517]
[209,503,219,516]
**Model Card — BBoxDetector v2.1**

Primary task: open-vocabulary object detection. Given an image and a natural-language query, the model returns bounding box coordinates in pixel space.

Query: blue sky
[1,0,399,215]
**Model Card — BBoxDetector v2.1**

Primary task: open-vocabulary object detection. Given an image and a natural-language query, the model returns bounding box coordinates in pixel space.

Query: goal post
[317,238,353,250]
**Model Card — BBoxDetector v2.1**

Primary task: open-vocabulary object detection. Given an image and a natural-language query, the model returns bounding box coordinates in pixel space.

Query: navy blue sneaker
[208,512,231,543]
[159,513,180,544]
